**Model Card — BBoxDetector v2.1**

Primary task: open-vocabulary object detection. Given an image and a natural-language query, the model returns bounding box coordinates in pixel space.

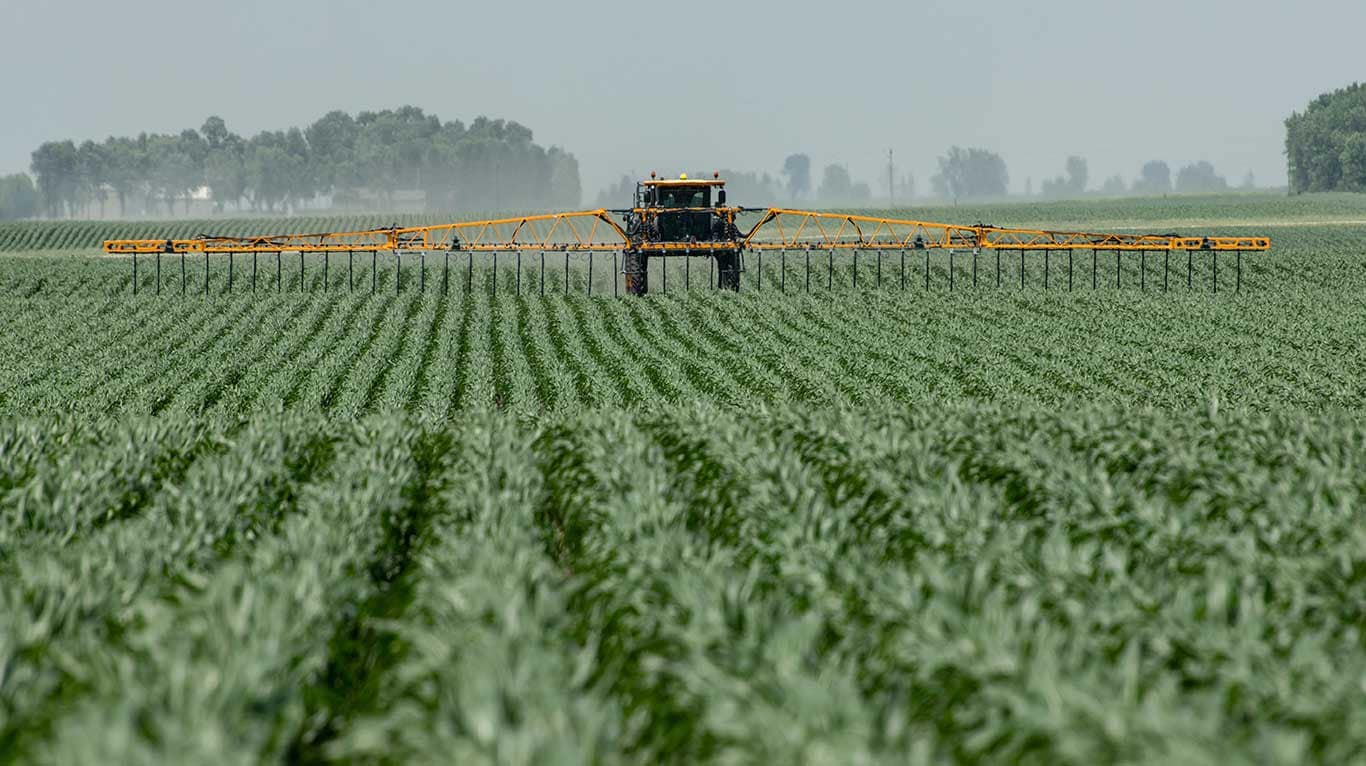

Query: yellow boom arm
[103,209,1270,255]
[103,210,630,254]
[740,210,1269,252]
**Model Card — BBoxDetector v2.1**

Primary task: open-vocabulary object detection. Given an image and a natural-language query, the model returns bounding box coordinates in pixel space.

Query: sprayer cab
[625,174,739,245]
[634,175,727,209]
[619,173,743,295]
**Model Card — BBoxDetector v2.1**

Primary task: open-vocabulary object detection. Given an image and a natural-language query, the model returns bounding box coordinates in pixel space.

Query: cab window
[658,187,710,208]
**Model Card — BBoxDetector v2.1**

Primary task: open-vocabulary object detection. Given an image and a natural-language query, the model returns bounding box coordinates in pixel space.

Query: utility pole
[888,149,894,207]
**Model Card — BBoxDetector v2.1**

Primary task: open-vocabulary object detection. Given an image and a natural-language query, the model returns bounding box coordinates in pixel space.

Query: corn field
[0,195,1363,764]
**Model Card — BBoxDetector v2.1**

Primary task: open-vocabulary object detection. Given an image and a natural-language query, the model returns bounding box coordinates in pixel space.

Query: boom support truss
[740,210,1270,252]
[104,210,629,255]
[104,208,1271,256]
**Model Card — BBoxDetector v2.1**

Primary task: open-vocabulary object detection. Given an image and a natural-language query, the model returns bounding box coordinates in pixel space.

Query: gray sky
[4,0,1360,201]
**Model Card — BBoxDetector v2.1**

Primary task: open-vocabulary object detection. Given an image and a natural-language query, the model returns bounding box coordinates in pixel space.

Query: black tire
[624,250,649,296]
[715,250,740,291]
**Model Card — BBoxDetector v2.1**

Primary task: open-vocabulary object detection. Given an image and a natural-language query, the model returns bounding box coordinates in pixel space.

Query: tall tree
[596,175,637,208]
[1132,160,1172,194]
[27,107,582,216]
[1340,134,1366,192]
[177,129,208,214]
[546,146,581,209]
[1099,175,1126,196]
[205,139,246,212]
[102,137,143,217]
[1286,82,1366,193]
[782,154,811,201]
[709,169,780,204]
[1041,156,1088,197]
[1065,156,1088,194]
[282,127,313,207]
[76,140,109,217]
[930,146,1008,203]
[30,140,78,218]
[0,174,39,220]
[305,110,359,195]
[245,132,299,212]
[1175,161,1227,194]
[817,164,853,202]
[201,116,230,151]
[144,133,199,216]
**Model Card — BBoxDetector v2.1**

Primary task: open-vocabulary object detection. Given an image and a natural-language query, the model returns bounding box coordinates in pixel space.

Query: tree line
[0,174,39,221]
[774,151,1240,204]
[594,158,876,208]
[1286,82,1366,193]
[19,106,581,219]
[591,150,1241,210]
[932,150,1242,203]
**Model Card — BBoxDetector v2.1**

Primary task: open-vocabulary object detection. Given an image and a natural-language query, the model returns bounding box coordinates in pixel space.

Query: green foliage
[1132,160,1172,195]
[29,140,78,218]
[1175,161,1228,194]
[817,164,871,204]
[1339,133,1366,191]
[783,153,811,201]
[931,146,1009,203]
[596,175,638,207]
[1285,82,1366,193]
[0,195,1364,762]
[0,174,37,221]
[26,108,582,219]
[1041,155,1089,198]
[2,407,1366,763]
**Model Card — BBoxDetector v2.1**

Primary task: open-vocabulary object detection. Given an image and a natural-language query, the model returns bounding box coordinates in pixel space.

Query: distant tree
[782,154,811,201]
[102,137,143,217]
[178,129,208,214]
[1041,155,1088,198]
[305,110,359,195]
[247,145,287,212]
[453,116,537,211]
[596,174,636,207]
[1065,156,1088,194]
[205,141,246,212]
[141,135,173,215]
[817,164,853,202]
[143,133,201,215]
[1175,161,1228,193]
[76,140,108,217]
[281,127,313,206]
[201,116,230,151]
[1099,175,1126,196]
[546,146,581,208]
[1132,160,1172,195]
[891,172,915,204]
[930,146,1008,203]
[245,132,305,212]
[30,140,78,217]
[688,169,781,204]
[1340,133,1366,192]
[27,107,580,217]
[1240,171,1257,190]
[1285,82,1366,193]
[0,174,39,220]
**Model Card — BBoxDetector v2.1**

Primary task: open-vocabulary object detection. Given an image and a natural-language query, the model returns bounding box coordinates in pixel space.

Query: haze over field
[5,0,1362,199]
[5,2,1366,758]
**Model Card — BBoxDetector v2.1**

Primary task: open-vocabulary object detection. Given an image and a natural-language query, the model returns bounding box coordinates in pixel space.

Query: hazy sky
[4,0,1361,201]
